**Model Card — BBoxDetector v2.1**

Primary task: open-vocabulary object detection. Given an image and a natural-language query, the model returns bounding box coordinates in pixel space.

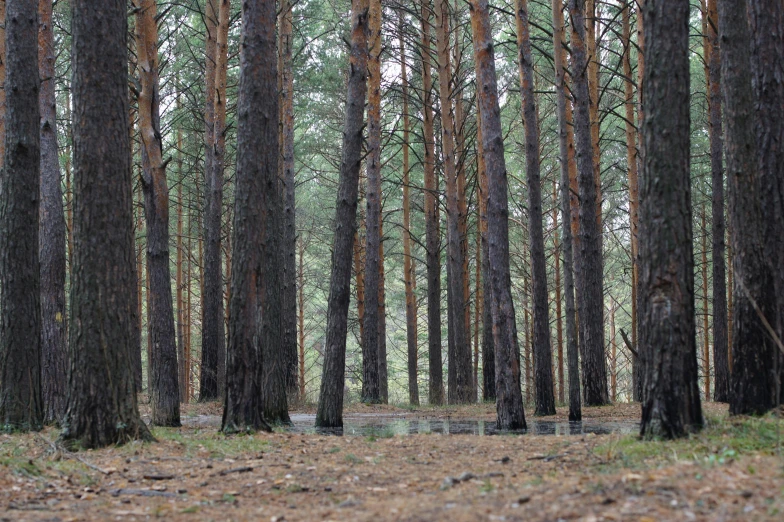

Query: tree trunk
[700,205,711,401]
[38,0,67,424]
[746,0,784,405]
[0,0,42,431]
[477,106,495,402]
[552,0,581,421]
[175,94,186,403]
[633,0,645,405]
[569,0,608,406]
[136,0,181,427]
[315,0,369,427]
[279,0,299,404]
[704,0,728,403]
[719,0,779,416]
[62,0,152,447]
[470,0,526,430]
[516,0,555,416]
[421,0,444,405]
[586,0,601,235]
[638,0,703,439]
[622,1,641,403]
[298,236,307,399]
[201,0,228,402]
[223,0,284,432]
[434,0,470,404]
[610,304,616,402]
[378,221,388,403]
[553,182,564,405]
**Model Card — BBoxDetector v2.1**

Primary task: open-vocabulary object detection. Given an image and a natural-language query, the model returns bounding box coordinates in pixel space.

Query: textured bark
[470,0,526,430]
[701,206,711,401]
[38,0,67,424]
[378,221,388,403]
[0,0,4,164]
[569,0,608,406]
[477,106,495,402]
[136,0,181,427]
[298,237,306,398]
[552,183,563,405]
[552,0,581,420]
[421,0,443,405]
[610,305,616,401]
[622,1,641,402]
[586,0,601,233]
[0,0,42,432]
[279,0,298,403]
[61,0,152,447]
[516,0,555,416]
[719,0,779,416]
[638,0,703,439]
[400,24,419,406]
[746,0,784,405]
[362,0,382,404]
[222,0,283,432]
[705,0,728,403]
[435,0,471,404]
[200,0,227,402]
[315,0,368,427]
[176,115,186,402]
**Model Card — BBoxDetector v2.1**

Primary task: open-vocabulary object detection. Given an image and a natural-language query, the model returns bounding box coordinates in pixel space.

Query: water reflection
[285,414,638,437]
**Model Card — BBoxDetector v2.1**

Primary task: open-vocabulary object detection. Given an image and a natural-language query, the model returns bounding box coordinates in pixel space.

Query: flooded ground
[180,413,640,436]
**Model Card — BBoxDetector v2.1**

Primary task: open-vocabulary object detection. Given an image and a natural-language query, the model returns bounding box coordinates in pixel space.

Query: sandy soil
[1,402,782,521]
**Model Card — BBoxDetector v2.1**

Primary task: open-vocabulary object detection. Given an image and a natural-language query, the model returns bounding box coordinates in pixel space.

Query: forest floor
[1,402,783,521]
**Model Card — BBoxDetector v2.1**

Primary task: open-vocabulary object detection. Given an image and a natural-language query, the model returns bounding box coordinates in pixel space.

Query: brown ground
[1,402,782,521]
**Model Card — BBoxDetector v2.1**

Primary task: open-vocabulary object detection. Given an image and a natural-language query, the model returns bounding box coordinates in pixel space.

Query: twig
[35,434,112,475]
[619,329,639,358]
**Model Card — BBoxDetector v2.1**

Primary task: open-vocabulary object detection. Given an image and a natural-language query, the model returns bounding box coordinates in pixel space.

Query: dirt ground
[1,402,783,521]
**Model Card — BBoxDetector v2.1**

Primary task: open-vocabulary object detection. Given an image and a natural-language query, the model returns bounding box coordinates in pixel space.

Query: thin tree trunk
[586,0,601,233]
[298,236,306,399]
[470,0,526,430]
[553,182,563,405]
[638,0,703,439]
[701,205,711,401]
[746,0,784,405]
[610,304,616,402]
[185,192,193,402]
[0,0,42,431]
[379,220,388,403]
[223,0,283,432]
[719,0,779,416]
[175,94,186,403]
[421,0,443,405]
[516,0,555,416]
[38,0,67,424]
[62,0,152,447]
[477,106,495,402]
[315,0,369,427]
[201,0,228,402]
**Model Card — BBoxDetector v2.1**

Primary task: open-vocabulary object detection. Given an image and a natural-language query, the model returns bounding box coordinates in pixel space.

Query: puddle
[181,413,638,436]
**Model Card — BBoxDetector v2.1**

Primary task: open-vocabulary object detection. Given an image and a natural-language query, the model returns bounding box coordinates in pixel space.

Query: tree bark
[222,0,284,432]
[62,0,152,447]
[470,0,526,430]
[0,0,42,431]
[38,0,67,424]
[516,0,555,416]
[315,0,368,427]
[552,0,581,421]
[552,183,563,405]
[200,0,227,402]
[746,0,784,406]
[421,0,443,405]
[477,105,495,402]
[638,0,703,439]
[705,0,728,403]
[569,0,608,406]
[362,0,382,404]
[719,0,779,416]
[135,0,181,427]
[279,0,299,403]
[701,205,711,401]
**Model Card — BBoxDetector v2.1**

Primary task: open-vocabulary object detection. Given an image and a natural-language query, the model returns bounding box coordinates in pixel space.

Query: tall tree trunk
[315,0,369,427]
[362,0,382,403]
[176,121,186,402]
[633,0,645,405]
[201,0,228,402]
[477,106,495,401]
[569,0,608,406]
[185,192,193,402]
[622,1,641,402]
[298,236,306,398]
[701,205,711,401]
[378,220,388,403]
[586,0,601,234]
[223,0,284,432]
[435,0,471,404]
[38,0,67,424]
[421,0,443,405]
[470,0,526,430]
[746,0,784,405]
[400,21,419,406]
[704,0,728,403]
[0,0,42,431]
[136,0,181,427]
[719,0,779,416]
[516,0,555,416]
[639,0,702,439]
[610,304,616,402]
[552,0,581,420]
[552,182,564,405]
[279,0,299,403]
[62,0,152,447]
